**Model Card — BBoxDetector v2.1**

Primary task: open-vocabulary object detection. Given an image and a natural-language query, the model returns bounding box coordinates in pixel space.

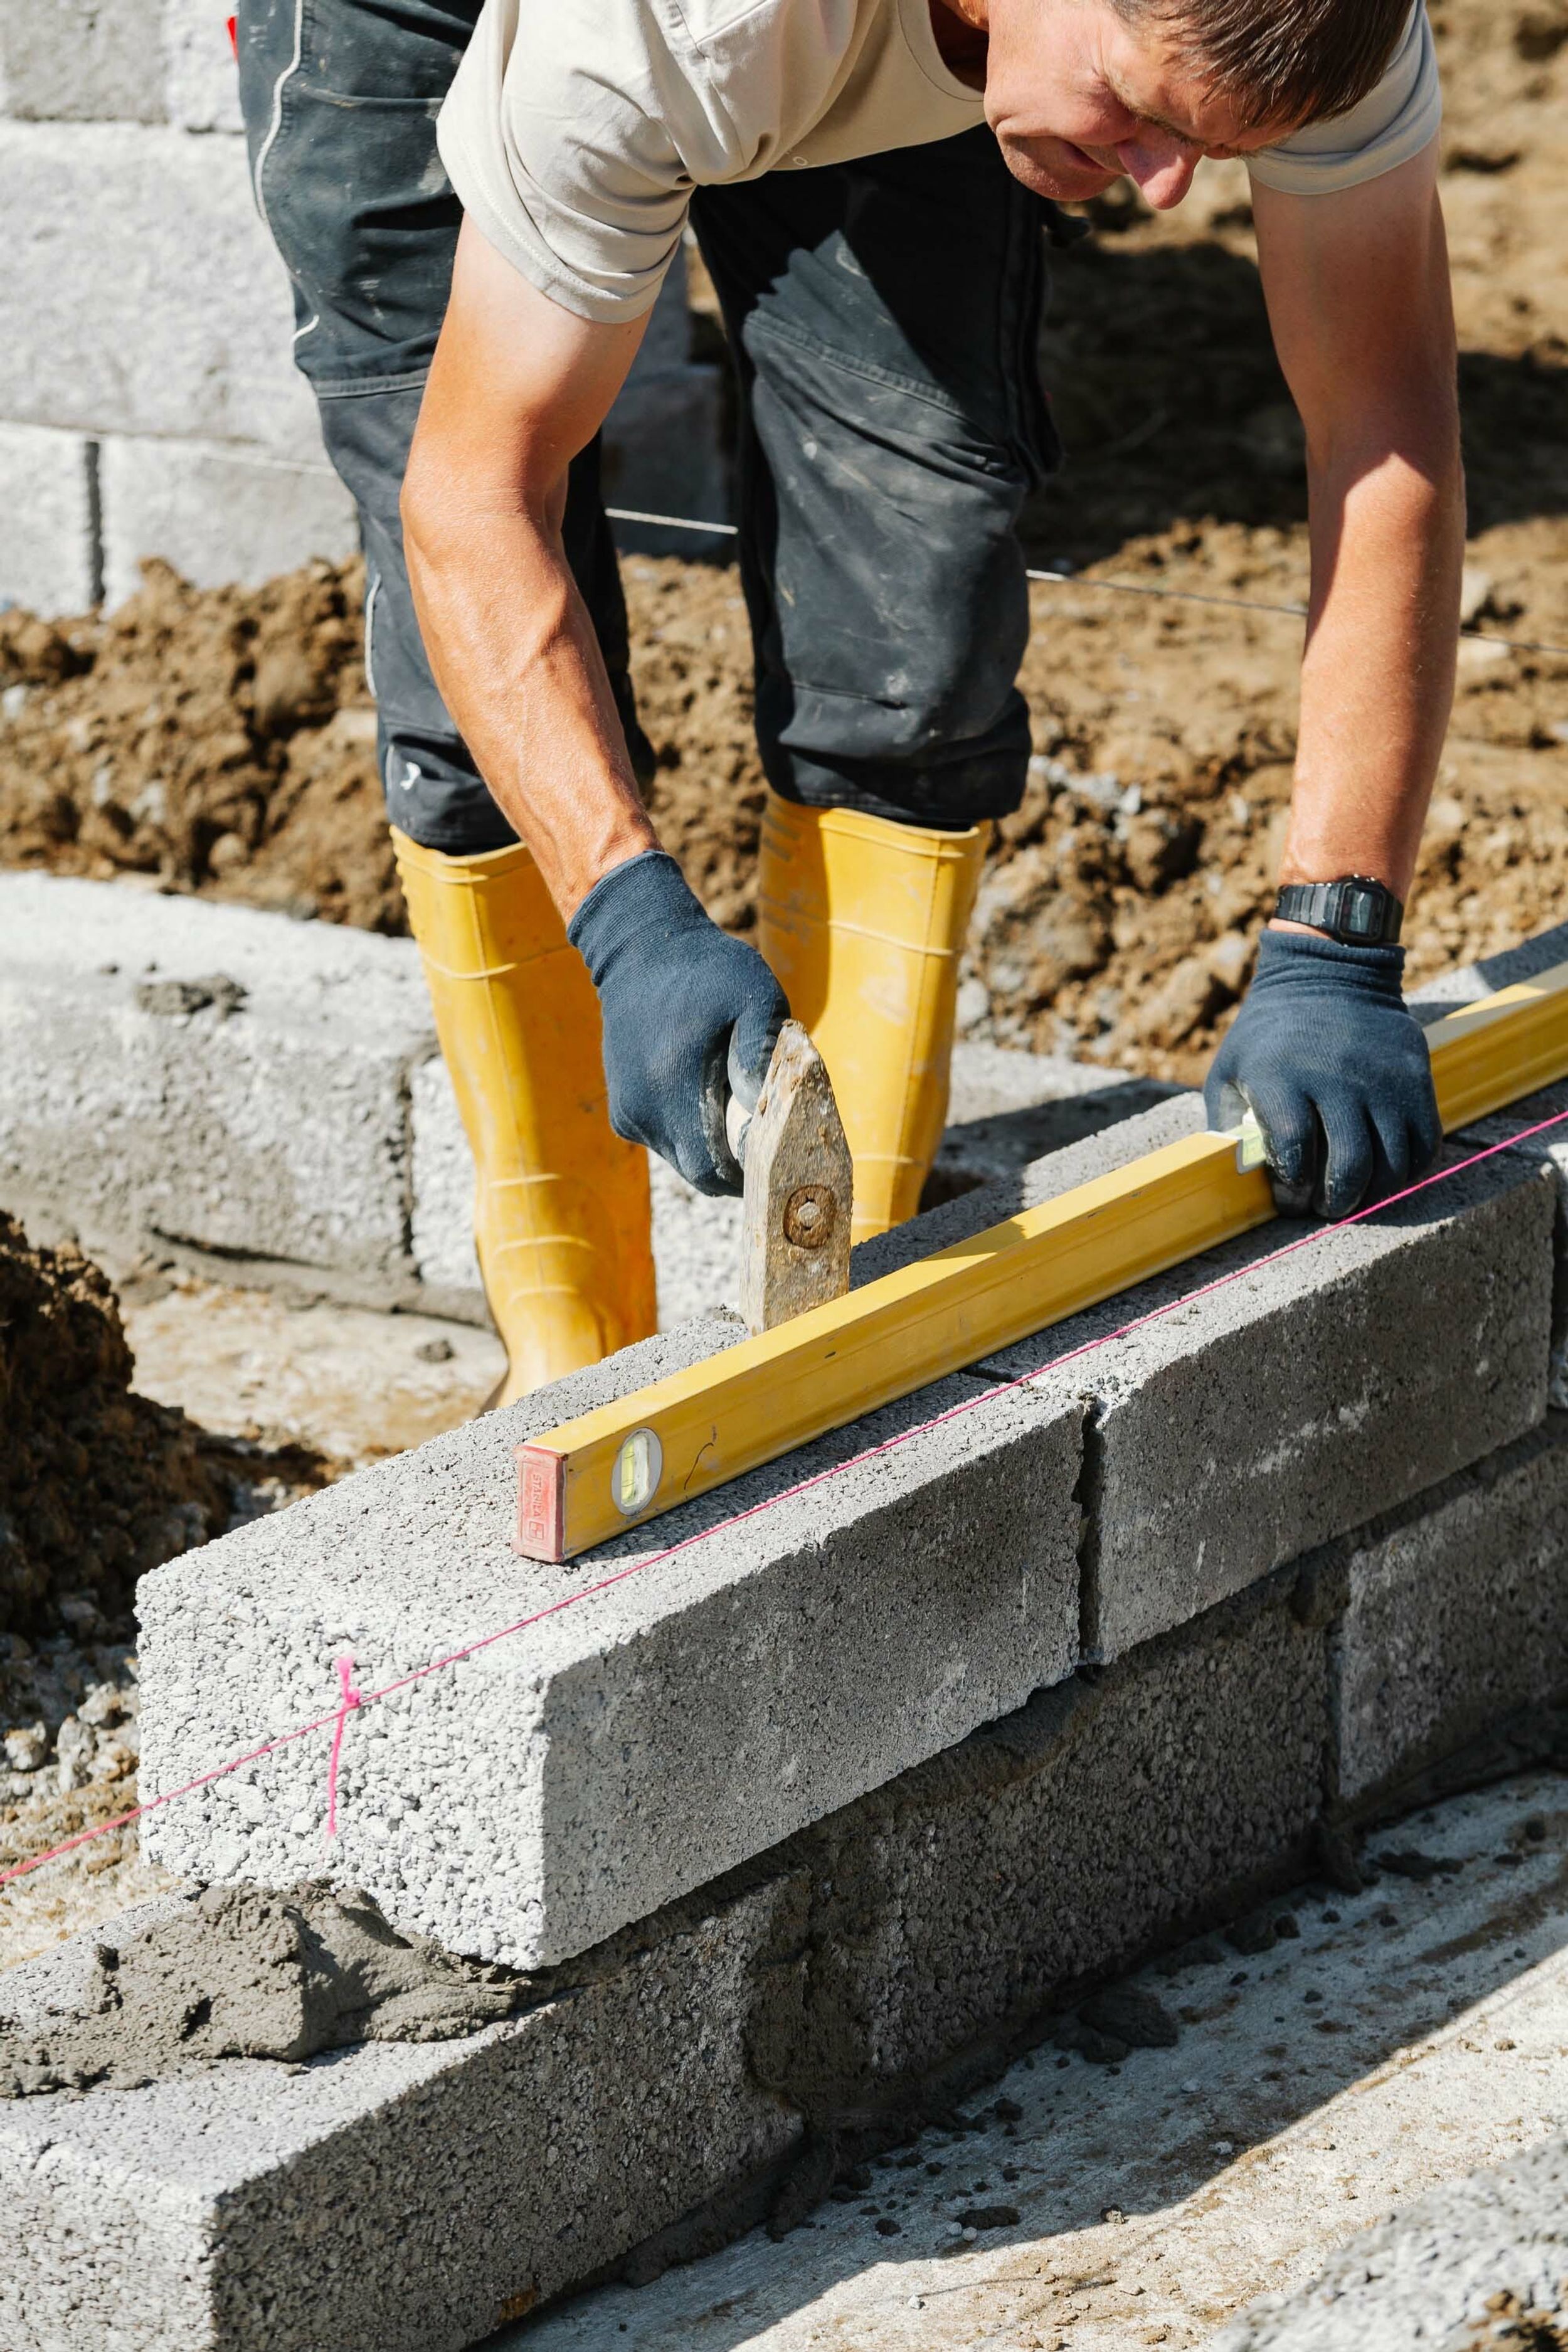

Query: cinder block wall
[0,1,723,615]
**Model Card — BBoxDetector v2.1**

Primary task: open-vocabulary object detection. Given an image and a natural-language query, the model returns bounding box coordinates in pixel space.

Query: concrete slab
[8,1560,1333,2350]
[1214,2136,1568,2351]
[139,1323,1084,1969]
[99,434,357,608]
[1327,1412,1568,1804]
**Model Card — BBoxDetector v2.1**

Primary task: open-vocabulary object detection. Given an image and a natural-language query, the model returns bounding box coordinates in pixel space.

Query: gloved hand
[1204,927,1443,1219]
[569,849,789,1197]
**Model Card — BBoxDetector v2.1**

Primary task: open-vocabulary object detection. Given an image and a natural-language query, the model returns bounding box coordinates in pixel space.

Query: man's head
[969,0,1414,211]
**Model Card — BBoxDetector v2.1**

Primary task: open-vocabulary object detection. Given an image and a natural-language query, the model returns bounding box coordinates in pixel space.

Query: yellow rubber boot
[392,829,656,1406]
[755,796,990,1241]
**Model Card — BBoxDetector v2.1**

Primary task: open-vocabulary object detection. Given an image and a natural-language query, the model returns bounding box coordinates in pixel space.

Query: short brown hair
[1125,0,1416,133]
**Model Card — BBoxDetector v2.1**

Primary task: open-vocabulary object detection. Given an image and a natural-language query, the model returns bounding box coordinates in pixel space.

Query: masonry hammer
[726,1020,854,1335]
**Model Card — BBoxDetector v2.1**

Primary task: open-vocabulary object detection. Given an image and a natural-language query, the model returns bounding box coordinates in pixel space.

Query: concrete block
[100,434,358,608]
[976,1147,1556,1659]
[1408,917,1568,1016]
[1448,1079,1568,1407]
[0,0,165,122]
[162,0,243,131]
[1328,1414,1568,1804]
[8,1566,1329,2349]
[0,420,98,613]
[0,120,318,448]
[0,873,434,1302]
[0,1883,799,2352]
[139,1318,1085,1969]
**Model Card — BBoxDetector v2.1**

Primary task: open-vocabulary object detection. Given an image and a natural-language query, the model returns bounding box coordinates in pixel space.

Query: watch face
[1342,885,1382,940]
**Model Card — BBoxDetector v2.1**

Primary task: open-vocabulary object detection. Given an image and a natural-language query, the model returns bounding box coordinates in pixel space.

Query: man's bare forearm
[403,473,657,916]
[1281,426,1465,907]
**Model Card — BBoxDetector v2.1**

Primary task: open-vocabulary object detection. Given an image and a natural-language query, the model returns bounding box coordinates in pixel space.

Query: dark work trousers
[235,0,1060,852]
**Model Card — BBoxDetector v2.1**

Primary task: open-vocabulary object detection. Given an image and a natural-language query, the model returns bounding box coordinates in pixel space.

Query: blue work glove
[569,850,789,1197]
[1204,928,1443,1220]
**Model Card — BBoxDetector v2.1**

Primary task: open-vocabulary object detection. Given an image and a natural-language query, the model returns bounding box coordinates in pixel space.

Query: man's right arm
[400,220,788,1195]
[401,216,659,917]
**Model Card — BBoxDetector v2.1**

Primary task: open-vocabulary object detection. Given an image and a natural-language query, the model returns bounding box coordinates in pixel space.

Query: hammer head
[738,1020,854,1335]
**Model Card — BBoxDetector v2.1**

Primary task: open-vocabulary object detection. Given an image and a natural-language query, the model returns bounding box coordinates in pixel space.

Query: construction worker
[238,0,1455,1403]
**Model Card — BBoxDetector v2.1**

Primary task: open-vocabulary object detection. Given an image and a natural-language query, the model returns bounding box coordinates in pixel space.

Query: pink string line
[5,1100,1567,1896]
[322,1653,362,1846]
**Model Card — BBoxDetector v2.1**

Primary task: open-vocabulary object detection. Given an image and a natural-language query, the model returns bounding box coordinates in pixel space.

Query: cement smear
[0,1880,523,2095]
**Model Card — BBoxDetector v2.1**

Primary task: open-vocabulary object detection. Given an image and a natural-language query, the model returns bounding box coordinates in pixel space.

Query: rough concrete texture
[0,419,98,612]
[6,1564,1330,2351]
[0,1878,798,2352]
[162,0,244,132]
[0,122,319,450]
[0,0,166,123]
[1,1881,522,2095]
[139,1321,1084,1969]
[1212,2135,1568,2351]
[852,1084,1557,1663]
[2,874,1170,1327]
[517,1770,1568,2351]
[0,874,438,1305]
[1326,1412,1568,1804]
[99,435,358,608]
[987,1149,1556,1658]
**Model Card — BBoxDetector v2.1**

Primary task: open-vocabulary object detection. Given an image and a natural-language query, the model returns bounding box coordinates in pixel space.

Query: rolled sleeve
[437,0,695,324]
[1248,4,1441,199]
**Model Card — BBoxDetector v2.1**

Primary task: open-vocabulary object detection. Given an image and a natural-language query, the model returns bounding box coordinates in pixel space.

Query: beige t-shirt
[437,0,1441,324]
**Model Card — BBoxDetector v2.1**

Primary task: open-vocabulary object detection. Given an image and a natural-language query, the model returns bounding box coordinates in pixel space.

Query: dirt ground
[0,0,1562,1084]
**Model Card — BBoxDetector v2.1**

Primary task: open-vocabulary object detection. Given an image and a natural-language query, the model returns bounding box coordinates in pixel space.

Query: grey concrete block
[1329,1414,1568,1804]
[0,0,165,122]
[9,1565,1328,2350]
[0,1879,799,2352]
[139,1318,1085,1970]
[982,1147,1557,1660]
[162,0,242,131]
[100,435,358,608]
[1409,918,1568,1015]
[1450,1078,1568,1407]
[0,121,318,447]
[0,420,98,613]
[1213,2131,1568,2352]
[0,872,1181,1332]
[0,874,435,1302]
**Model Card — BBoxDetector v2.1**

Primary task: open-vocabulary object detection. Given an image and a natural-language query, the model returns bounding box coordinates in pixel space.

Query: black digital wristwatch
[1273,876,1404,947]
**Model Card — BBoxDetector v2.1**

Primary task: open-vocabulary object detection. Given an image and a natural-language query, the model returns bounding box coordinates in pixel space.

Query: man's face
[976,0,1293,211]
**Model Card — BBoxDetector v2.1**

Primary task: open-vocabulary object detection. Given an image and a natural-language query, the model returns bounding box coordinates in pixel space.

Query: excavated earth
[0,0,1564,1086]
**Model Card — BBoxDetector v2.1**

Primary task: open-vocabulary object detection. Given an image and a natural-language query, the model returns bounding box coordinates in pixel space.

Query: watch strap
[1274,876,1404,946]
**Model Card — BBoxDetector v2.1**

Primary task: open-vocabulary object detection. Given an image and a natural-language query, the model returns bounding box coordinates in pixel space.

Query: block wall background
[0,0,723,616]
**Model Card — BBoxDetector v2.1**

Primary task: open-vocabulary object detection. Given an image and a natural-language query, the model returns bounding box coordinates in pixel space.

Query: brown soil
[0,0,1564,1084]
[0,1217,332,1641]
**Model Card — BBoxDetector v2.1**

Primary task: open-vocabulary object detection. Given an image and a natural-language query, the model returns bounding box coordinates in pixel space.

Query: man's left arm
[1205,142,1463,1216]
